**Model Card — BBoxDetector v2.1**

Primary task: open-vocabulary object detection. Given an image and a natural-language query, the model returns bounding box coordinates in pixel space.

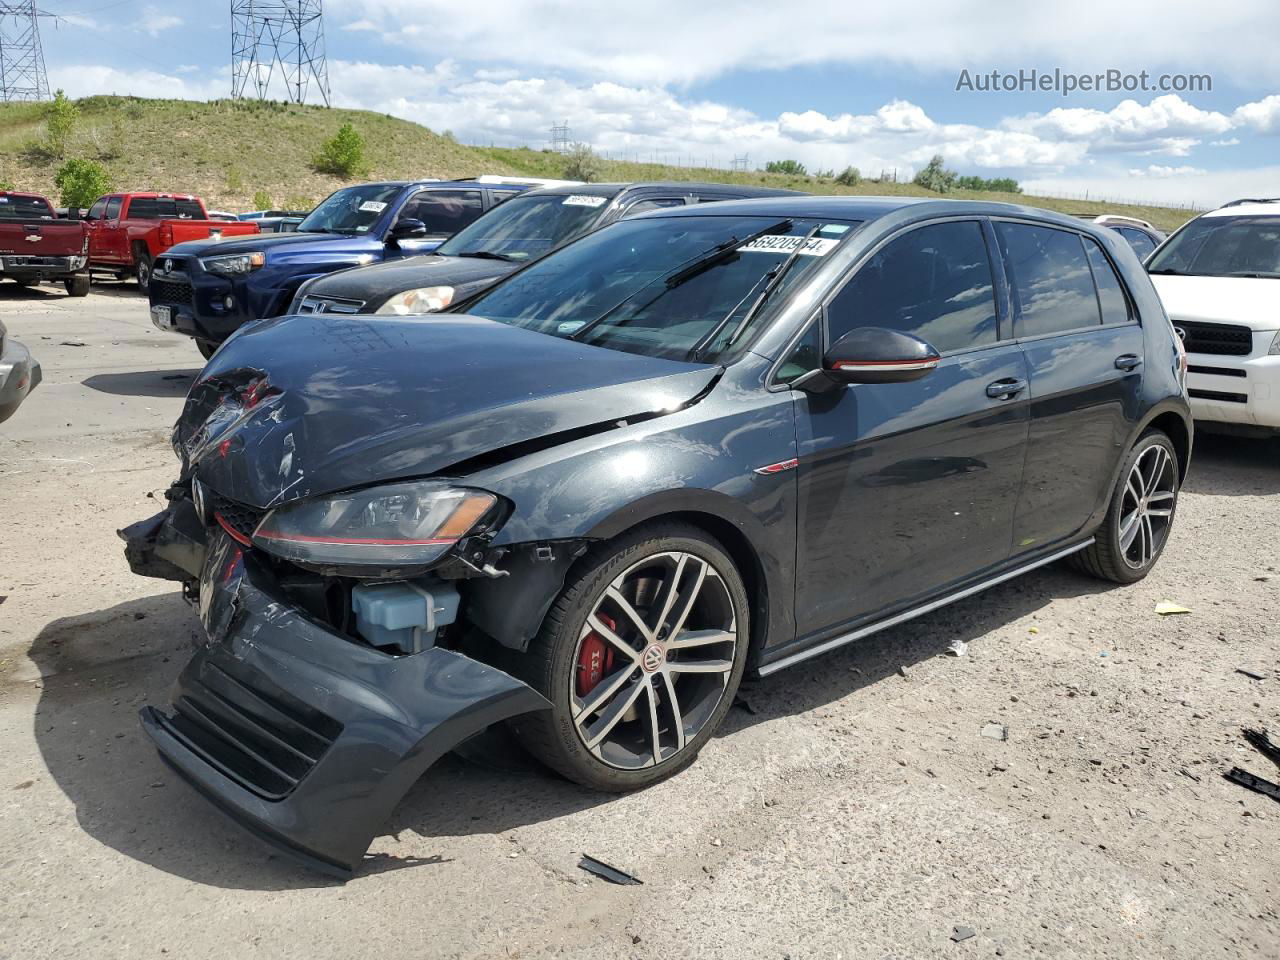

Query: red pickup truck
[0,191,90,296]
[86,193,260,292]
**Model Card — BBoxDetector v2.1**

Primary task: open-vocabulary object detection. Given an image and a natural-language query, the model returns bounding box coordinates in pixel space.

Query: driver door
[791,218,1030,638]
[389,189,484,256]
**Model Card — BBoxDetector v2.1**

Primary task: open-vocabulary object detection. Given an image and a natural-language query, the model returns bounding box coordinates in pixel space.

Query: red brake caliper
[576,613,618,697]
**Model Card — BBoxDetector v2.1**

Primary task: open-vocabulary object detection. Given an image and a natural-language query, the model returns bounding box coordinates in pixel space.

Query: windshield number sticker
[563,195,607,207]
[358,201,388,213]
[739,235,838,256]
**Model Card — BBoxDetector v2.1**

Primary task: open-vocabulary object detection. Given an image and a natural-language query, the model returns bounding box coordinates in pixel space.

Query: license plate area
[150,304,174,330]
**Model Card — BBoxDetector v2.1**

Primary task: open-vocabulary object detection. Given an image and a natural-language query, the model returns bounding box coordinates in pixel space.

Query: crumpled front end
[124,507,550,878]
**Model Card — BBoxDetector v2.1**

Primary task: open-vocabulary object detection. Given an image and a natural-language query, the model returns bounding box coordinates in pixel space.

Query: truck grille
[151,277,194,306]
[168,660,342,799]
[1175,321,1254,356]
[210,491,265,543]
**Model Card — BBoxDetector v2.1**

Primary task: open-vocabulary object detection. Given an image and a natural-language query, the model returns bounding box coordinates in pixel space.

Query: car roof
[1204,200,1280,218]
[115,192,201,200]
[624,194,1100,225]
[516,181,804,200]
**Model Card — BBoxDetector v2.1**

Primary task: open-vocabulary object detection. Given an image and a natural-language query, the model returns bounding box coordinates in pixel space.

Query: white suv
[1148,199,1280,434]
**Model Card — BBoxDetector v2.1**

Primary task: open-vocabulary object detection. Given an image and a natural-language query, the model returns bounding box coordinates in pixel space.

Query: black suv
[124,196,1190,877]
[287,181,802,316]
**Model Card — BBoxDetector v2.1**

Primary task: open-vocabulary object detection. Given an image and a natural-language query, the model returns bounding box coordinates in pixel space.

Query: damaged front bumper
[124,507,550,879]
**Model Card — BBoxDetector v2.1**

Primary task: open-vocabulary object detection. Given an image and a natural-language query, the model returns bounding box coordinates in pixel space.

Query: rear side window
[0,195,53,219]
[126,197,204,219]
[104,197,123,219]
[400,189,484,235]
[1083,238,1132,324]
[490,190,520,206]
[996,223,1099,337]
[620,198,684,217]
[827,220,998,354]
[1118,228,1156,259]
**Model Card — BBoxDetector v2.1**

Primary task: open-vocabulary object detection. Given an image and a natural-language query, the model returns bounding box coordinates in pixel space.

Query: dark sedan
[123,196,1191,877]
[287,181,802,316]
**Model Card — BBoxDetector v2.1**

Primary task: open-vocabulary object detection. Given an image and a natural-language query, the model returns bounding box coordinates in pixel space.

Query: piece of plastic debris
[1236,668,1266,681]
[946,639,968,657]
[897,665,910,679]
[1028,626,1039,634]
[951,926,976,942]
[1154,601,1191,616]
[578,854,643,886]
[981,723,1008,741]
[1243,728,1280,770]
[1223,767,1280,805]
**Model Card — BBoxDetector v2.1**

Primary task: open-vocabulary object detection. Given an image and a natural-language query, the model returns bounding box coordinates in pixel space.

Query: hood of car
[177,313,717,509]
[305,255,520,308]
[165,231,358,260]
[1149,273,1280,330]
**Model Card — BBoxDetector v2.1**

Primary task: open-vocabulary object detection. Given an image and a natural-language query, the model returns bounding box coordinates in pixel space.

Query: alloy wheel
[569,551,739,770]
[1119,442,1177,569]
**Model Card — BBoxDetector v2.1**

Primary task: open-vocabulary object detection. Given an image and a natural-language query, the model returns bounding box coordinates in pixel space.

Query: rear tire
[196,340,218,361]
[64,275,90,297]
[1070,429,1179,583]
[508,522,750,792]
[136,252,153,292]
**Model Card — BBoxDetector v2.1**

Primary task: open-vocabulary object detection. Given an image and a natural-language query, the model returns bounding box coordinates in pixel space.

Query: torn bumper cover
[131,524,550,878]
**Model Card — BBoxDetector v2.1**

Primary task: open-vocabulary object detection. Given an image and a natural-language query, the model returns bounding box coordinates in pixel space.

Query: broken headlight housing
[200,251,265,275]
[251,481,498,574]
[374,286,455,315]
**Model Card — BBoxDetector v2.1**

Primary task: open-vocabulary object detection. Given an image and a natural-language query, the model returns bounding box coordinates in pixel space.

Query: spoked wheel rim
[569,551,738,771]
[137,260,150,290]
[1119,443,1177,570]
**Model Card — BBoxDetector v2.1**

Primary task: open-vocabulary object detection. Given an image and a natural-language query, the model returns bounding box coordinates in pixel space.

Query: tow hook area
[118,494,206,583]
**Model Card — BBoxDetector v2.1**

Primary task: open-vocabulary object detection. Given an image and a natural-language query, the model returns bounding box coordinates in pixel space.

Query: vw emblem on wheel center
[641,643,665,673]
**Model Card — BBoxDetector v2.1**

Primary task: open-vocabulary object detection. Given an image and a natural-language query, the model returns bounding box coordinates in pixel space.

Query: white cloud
[1005,95,1232,155]
[1025,165,1280,208]
[1233,94,1280,133]
[139,6,183,36]
[1210,137,1241,146]
[1127,164,1208,177]
[48,64,226,101]
[54,13,98,28]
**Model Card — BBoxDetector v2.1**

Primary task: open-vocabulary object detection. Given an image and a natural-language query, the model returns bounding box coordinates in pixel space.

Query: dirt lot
[1,285,1278,960]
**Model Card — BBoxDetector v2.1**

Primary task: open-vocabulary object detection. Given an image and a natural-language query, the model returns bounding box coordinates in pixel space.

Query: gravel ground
[1,285,1277,960]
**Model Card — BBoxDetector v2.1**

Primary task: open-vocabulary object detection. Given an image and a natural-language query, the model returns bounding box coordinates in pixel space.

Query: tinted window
[621,198,685,217]
[104,197,122,219]
[1147,215,1280,278]
[996,223,1099,336]
[1084,238,1131,324]
[827,220,998,354]
[490,190,520,206]
[776,322,822,384]
[0,194,53,219]
[87,198,107,220]
[1122,228,1156,259]
[298,183,405,234]
[125,197,204,219]
[400,190,484,235]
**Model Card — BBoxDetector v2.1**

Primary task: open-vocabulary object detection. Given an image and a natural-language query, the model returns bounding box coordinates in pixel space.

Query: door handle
[986,378,1027,400]
[1115,354,1143,371]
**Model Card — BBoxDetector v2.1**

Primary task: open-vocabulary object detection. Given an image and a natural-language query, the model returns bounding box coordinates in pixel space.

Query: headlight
[374,286,455,315]
[200,251,265,275]
[251,481,498,573]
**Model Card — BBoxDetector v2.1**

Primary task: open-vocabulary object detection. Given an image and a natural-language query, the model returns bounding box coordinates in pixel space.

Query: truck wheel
[507,522,750,792]
[196,340,218,361]
[64,275,90,297]
[136,253,154,292]
[1070,429,1179,584]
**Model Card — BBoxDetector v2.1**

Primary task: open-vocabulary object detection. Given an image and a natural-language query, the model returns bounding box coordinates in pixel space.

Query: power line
[0,1,51,101]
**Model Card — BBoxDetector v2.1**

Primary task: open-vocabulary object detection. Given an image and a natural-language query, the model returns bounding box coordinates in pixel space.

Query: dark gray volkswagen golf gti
[123,196,1191,876]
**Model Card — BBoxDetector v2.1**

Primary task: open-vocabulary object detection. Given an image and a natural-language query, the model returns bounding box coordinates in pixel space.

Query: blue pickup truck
[147,179,542,358]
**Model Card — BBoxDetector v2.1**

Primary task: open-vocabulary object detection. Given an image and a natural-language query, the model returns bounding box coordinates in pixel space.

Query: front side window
[297,183,405,234]
[435,192,615,262]
[827,220,998,354]
[104,197,122,219]
[399,189,484,235]
[996,222,1100,337]
[1147,215,1280,278]
[463,215,859,361]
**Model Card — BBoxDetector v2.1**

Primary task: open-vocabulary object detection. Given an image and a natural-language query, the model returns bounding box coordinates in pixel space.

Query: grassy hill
[0,96,1198,231]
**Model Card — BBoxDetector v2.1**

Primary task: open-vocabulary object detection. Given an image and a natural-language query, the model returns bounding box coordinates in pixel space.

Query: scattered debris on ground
[1236,668,1267,681]
[982,723,1008,741]
[578,855,643,886]
[1155,601,1192,616]
[946,639,968,657]
[951,926,976,942]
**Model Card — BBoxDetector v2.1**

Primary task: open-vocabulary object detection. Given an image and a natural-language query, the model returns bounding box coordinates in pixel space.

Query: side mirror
[794,327,939,392]
[389,218,428,241]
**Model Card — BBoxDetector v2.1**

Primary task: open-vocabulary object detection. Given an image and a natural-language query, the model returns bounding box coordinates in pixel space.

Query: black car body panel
[125,196,1191,877]
[289,182,804,316]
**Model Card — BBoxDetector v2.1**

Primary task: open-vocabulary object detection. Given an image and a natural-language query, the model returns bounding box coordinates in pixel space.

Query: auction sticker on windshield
[563,195,608,207]
[358,201,388,213]
[739,235,839,256]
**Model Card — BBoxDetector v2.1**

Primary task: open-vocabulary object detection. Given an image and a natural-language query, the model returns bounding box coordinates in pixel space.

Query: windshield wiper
[567,219,793,344]
[690,224,824,361]
[456,250,518,262]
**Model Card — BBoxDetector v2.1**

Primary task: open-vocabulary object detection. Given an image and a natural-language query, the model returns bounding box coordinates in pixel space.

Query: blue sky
[36,0,1280,207]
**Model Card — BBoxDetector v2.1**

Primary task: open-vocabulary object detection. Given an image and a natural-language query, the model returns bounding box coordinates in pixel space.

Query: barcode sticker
[738,235,839,256]
[563,195,607,207]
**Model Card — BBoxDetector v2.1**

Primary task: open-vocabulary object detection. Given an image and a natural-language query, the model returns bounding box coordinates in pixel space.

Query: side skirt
[758,539,1094,677]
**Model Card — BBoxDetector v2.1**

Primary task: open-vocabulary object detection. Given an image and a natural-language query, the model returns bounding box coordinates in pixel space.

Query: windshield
[436,192,614,261]
[297,184,404,235]
[0,195,54,219]
[1148,215,1280,278]
[462,215,858,361]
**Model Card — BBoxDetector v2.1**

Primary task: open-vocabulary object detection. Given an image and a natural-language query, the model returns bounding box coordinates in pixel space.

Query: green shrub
[53,157,112,210]
[834,166,861,187]
[913,154,957,193]
[226,165,244,191]
[765,159,807,176]
[312,123,367,178]
[45,90,78,159]
[252,189,273,210]
[563,143,603,182]
[0,178,15,191]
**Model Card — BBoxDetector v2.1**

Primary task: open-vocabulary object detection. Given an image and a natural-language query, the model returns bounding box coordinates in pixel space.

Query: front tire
[1071,429,1179,583]
[509,522,750,791]
[136,253,153,292]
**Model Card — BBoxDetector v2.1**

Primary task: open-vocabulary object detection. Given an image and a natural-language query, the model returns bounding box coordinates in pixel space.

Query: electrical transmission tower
[231,0,330,106]
[0,1,50,102]
[549,121,571,154]
[730,155,750,172]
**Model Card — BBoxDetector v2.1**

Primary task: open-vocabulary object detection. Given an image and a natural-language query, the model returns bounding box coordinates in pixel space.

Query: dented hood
[176,313,717,509]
